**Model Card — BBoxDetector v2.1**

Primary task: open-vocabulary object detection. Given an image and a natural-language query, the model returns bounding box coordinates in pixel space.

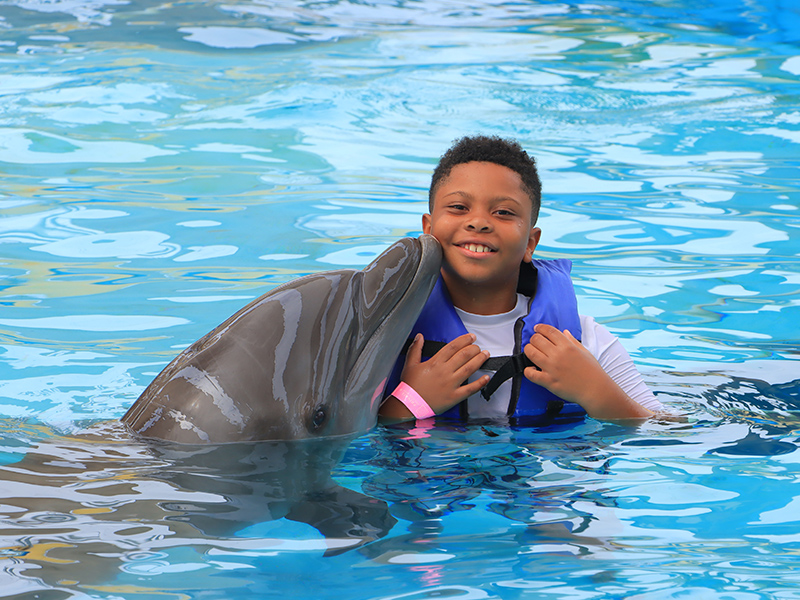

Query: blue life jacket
[385,259,586,422]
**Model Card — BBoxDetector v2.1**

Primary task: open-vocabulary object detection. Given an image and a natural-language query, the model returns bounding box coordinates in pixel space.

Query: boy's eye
[496,209,516,217]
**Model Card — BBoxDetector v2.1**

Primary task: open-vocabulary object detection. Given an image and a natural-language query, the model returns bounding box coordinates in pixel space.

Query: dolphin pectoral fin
[285,485,398,556]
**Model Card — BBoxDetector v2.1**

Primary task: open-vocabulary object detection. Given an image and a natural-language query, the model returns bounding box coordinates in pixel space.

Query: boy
[380,135,661,423]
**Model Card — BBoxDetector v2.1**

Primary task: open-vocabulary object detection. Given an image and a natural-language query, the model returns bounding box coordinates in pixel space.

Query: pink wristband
[392,382,436,420]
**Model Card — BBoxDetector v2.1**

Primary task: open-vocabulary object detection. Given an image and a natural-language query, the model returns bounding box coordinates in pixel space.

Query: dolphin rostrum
[122,235,442,443]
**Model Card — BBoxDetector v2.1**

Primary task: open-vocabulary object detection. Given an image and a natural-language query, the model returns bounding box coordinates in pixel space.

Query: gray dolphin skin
[122,235,442,443]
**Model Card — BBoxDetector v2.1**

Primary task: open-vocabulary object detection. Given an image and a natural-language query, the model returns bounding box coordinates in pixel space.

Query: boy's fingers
[457,374,491,399]
[525,342,551,370]
[530,324,573,354]
[533,323,559,338]
[437,333,479,361]
[527,331,556,356]
[454,349,490,380]
[524,366,545,384]
[453,343,486,366]
[563,329,582,346]
[406,333,423,364]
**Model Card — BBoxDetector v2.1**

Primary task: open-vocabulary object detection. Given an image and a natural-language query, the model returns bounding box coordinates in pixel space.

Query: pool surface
[1,0,799,598]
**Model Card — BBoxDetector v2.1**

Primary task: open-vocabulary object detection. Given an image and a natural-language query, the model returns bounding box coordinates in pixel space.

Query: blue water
[1,0,799,598]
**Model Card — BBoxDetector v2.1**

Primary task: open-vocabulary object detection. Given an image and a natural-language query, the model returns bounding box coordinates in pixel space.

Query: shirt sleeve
[579,315,663,412]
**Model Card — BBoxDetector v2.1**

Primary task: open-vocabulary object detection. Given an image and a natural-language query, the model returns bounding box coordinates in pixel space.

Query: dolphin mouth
[354,234,441,352]
[343,235,441,411]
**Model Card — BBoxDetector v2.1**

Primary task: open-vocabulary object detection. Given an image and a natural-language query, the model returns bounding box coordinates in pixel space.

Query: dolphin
[122,235,442,444]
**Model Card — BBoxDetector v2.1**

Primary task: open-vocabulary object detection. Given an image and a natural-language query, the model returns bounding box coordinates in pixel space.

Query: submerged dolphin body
[1,425,398,591]
[122,235,441,443]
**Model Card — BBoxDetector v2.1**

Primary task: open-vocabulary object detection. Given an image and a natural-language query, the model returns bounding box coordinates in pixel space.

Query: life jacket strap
[399,338,539,402]
[480,353,538,401]
[400,338,447,359]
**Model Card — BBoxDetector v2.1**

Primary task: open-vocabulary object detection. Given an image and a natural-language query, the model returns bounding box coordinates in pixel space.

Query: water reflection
[0,423,395,592]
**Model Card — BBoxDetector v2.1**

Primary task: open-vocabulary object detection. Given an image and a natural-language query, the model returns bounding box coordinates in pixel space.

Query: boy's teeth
[465,243,491,253]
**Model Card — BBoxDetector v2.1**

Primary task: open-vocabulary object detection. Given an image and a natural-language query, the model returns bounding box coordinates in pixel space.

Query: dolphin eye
[310,406,328,432]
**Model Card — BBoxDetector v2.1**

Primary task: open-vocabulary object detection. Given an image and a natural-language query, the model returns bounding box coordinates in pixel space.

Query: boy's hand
[380,333,490,421]
[523,324,652,420]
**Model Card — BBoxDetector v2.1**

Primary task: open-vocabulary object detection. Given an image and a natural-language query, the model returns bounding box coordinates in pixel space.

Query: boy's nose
[466,217,491,231]
[465,211,492,231]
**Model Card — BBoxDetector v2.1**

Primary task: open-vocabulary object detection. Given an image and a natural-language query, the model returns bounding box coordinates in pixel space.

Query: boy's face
[423,161,541,296]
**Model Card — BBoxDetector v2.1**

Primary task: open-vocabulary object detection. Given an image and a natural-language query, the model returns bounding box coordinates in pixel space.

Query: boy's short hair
[429,135,542,225]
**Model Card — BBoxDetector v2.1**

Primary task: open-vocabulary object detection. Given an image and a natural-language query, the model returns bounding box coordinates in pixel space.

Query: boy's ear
[523,227,542,263]
[422,213,432,235]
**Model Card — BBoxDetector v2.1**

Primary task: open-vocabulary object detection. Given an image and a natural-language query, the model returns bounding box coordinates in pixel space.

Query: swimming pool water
[1,0,799,598]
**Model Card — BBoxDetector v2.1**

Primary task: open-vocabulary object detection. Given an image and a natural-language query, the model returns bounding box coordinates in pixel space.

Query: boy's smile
[423,161,541,314]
